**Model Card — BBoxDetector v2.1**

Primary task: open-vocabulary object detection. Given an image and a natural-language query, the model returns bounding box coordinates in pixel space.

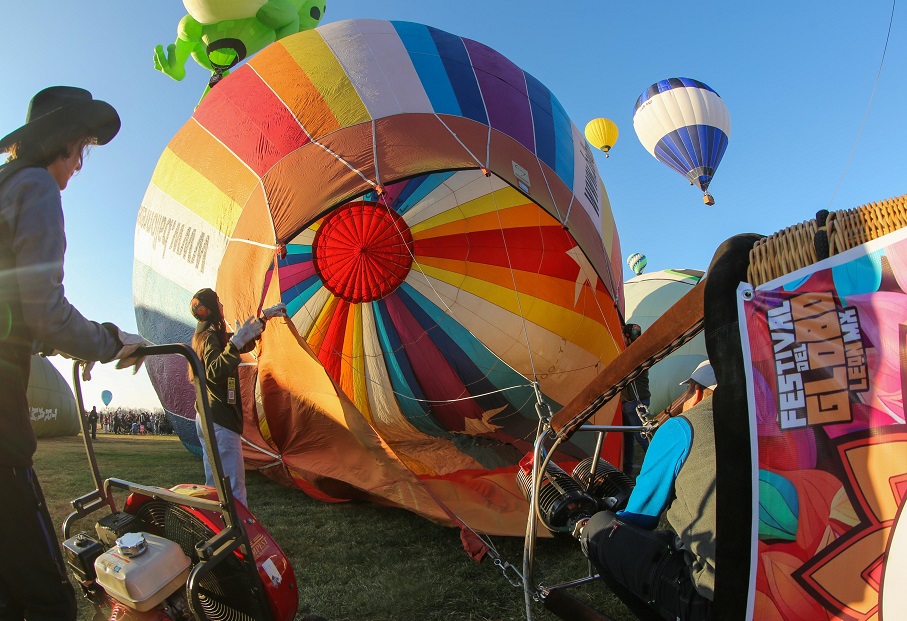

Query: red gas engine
[62,344,299,621]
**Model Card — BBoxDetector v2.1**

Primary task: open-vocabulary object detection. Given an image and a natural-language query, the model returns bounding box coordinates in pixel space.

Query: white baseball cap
[681,360,717,390]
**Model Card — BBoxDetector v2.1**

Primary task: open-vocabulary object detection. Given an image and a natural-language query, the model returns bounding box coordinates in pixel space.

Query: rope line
[828,0,896,209]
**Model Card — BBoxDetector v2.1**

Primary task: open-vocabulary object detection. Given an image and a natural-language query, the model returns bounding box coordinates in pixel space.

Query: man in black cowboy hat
[0,86,148,620]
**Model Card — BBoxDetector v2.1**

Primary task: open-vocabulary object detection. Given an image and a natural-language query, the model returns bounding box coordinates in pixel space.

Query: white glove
[112,329,151,374]
[262,302,287,320]
[81,360,96,382]
[230,317,264,350]
[42,351,95,381]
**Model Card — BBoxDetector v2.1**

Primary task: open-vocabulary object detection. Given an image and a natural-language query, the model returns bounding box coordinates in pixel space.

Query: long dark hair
[188,319,227,381]
[6,128,94,167]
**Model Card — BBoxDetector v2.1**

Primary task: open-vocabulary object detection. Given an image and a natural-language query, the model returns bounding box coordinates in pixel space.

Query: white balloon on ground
[624,269,708,414]
[27,355,81,437]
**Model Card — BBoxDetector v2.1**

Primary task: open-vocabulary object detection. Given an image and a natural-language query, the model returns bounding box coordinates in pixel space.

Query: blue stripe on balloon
[429,27,488,125]
[279,249,312,265]
[524,72,557,174]
[397,283,529,415]
[395,172,456,215]
[550,95,575,188]
[283,274,322,317]
[653,125,728,191]
[372,298,448,437]
[634,78,718,111]
[393,22,461,117]
[284,243,310,256]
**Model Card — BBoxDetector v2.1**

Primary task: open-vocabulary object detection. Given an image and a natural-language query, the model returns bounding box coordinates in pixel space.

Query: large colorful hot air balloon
[632,77,730,205]
[623,269,707,414]
[134,19,626,537]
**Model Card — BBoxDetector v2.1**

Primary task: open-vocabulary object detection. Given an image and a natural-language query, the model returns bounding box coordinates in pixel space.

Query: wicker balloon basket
[747,193,907,287]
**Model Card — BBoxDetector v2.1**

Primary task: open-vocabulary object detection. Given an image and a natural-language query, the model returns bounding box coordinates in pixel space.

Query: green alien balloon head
[154,0,326,99]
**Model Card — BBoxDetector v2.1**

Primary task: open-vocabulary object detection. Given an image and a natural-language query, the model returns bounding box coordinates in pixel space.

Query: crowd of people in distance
[95,408,173,436]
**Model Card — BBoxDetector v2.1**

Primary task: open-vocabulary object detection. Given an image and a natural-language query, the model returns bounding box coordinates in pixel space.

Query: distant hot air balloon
[627,252,647,275]
[101,390,113,406]
[633,77,730,205]
[584,118,619,157]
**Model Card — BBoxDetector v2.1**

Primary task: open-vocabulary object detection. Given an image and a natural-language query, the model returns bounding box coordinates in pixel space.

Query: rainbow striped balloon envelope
[134,19,625,537]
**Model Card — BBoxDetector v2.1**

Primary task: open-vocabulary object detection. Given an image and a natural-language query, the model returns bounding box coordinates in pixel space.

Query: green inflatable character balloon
[154,0,326,98]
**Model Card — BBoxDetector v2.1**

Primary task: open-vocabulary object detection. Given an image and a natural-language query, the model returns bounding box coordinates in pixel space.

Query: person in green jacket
[188,287,285,506]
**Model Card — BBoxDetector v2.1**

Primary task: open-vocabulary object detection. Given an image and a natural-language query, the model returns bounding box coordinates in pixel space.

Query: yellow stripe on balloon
[350,303,371,419]
[409,187,529,236]
[276,32,371,131]
[415,254,611,326]
[151,147,244,236]
[338,302,356,398]
[414,261,613,357]
[306,294,339,354]
[167,119,260,197]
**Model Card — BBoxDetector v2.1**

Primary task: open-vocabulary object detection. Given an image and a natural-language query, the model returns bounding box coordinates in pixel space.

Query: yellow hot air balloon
[584,118,619,157]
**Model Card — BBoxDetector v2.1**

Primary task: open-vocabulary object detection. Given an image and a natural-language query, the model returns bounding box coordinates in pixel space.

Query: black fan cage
[572,457,635,502]
[131,500,269,621]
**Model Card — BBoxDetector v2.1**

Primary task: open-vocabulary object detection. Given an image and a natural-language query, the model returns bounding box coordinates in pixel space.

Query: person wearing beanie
[0,86,149,621]
[574,360,718,621]
[188,287,285,507]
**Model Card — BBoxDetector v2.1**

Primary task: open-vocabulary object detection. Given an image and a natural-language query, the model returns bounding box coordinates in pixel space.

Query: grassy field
[34,434,636,621]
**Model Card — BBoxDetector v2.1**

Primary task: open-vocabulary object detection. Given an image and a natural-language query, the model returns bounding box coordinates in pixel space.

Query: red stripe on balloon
[318,299,349,381]
[383,294,483,431]
[193,65,310,177]
[415,226,580,280]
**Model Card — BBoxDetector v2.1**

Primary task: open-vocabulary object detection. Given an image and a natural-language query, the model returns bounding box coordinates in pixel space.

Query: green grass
[34,434,637,621]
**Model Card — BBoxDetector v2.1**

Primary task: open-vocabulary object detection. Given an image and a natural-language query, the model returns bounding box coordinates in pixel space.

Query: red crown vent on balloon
[312,201,414,303]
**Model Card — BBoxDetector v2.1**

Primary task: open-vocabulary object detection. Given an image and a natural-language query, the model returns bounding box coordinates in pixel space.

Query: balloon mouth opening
[312,201,415,303]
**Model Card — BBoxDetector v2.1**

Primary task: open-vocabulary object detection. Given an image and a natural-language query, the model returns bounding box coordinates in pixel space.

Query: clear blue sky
[3,1,903,409]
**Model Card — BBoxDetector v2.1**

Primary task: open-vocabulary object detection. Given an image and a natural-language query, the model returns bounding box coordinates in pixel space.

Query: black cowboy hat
[0,86,120,153]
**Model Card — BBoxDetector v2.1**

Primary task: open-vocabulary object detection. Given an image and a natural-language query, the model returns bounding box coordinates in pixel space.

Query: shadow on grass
[34,435,636,621]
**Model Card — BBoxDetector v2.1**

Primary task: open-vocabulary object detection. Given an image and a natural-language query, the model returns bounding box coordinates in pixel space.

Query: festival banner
[738,227,907,620]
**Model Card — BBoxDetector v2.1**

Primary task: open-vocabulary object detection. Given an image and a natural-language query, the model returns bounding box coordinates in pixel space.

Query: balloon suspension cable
[828,0,896,210]
[522,403,569,619]
[556,317,704,441]
[432,113,487,171]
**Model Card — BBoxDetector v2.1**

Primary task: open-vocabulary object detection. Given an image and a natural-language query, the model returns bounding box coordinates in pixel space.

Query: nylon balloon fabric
[623,269,708,414]
[633,77,731,193]
[134,19,626,538]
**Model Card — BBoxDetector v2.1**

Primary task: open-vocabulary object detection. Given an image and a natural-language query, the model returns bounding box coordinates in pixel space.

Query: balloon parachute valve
[703,193,715,206]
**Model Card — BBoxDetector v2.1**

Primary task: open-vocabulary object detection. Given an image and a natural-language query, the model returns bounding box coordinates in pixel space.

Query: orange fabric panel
[166,119,261,199]
[238,365,282,471]
[252,43,342,140]
[263,114,509,245]
[254,319,455,524]
[261,124,376,240]
[372,114,485,180]
[216,251,275,321]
